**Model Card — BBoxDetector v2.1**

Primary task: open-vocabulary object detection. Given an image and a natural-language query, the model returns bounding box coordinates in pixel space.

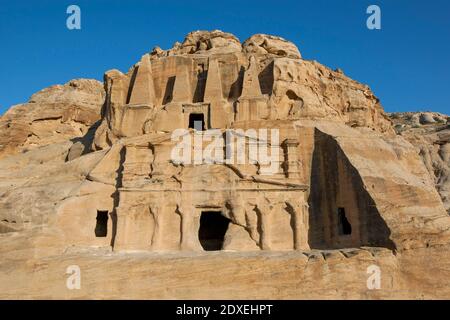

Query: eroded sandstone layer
[389,112,449,214]
[1,30,450,299]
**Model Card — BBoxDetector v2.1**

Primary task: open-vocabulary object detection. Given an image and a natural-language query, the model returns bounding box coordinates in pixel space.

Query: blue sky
[0,0,449,114]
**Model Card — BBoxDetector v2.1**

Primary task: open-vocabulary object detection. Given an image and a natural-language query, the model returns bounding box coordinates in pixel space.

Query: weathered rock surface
[390,112,450,213]
[0,79,105,159]
[0,142,108,232]
[243,34,302,59]
[0,79,105,232]
[1,232,450,299]
[95,30,392,150]
[0,31,450,299]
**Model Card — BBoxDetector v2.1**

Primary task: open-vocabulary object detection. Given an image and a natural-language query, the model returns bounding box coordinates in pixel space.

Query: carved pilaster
[286,200,310,250]
[282,138,301,179]
[177,205,203,251]
[112,208,131,251]
[149,204,163,250]
[226,198,244,226]
[256,203,273,250]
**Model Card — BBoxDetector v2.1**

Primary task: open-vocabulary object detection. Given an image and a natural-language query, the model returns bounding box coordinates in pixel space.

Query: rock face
[0,79,106,234]
[1,31,450,299]
[0,79,105,159]
[390,112,450,214]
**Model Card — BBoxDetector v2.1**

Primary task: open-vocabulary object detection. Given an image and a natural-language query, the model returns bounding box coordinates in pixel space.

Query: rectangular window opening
[337,207,352,235]
[95,210,109,237]
[189,113,205,131]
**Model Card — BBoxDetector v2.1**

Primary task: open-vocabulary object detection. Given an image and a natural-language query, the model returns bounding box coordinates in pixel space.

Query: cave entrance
[337,207,352,235]
[198,211,230,251]
[95,210,109,237]
[189,113,205,131]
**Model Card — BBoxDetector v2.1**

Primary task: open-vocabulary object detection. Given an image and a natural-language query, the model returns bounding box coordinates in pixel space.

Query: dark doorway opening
[198,211,230,251]
[95,210,109,237]
[337,207,352,235]
[189,113,205,131]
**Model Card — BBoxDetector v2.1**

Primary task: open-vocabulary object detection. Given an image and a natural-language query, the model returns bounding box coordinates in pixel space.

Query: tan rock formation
[390,112,450,214]
[242,34,302,59]
[1,31,450,299]
[0,79,105,159]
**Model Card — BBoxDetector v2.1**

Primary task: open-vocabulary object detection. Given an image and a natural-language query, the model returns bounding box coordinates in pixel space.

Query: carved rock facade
[3,31,450,299]
[50,31,449,253]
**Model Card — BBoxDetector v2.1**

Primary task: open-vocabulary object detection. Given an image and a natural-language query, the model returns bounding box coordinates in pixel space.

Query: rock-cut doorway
[198,211,230,251]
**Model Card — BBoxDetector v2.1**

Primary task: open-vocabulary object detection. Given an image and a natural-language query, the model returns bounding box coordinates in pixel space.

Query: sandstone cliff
[0,79,105,233]
[92,31,392,152]
[389,112,450,214]
[1,31,450,299]
[0,79,104,159]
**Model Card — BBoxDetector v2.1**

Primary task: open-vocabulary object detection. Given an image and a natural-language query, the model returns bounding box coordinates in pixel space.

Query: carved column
[112,208,129,251]
[282,139,300,179]
[149,204,163,250]
[256,203,272,250]
[286,200,310,251]
[178,205,202,251]
[244,204,259,243]
[229,200,246,226]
